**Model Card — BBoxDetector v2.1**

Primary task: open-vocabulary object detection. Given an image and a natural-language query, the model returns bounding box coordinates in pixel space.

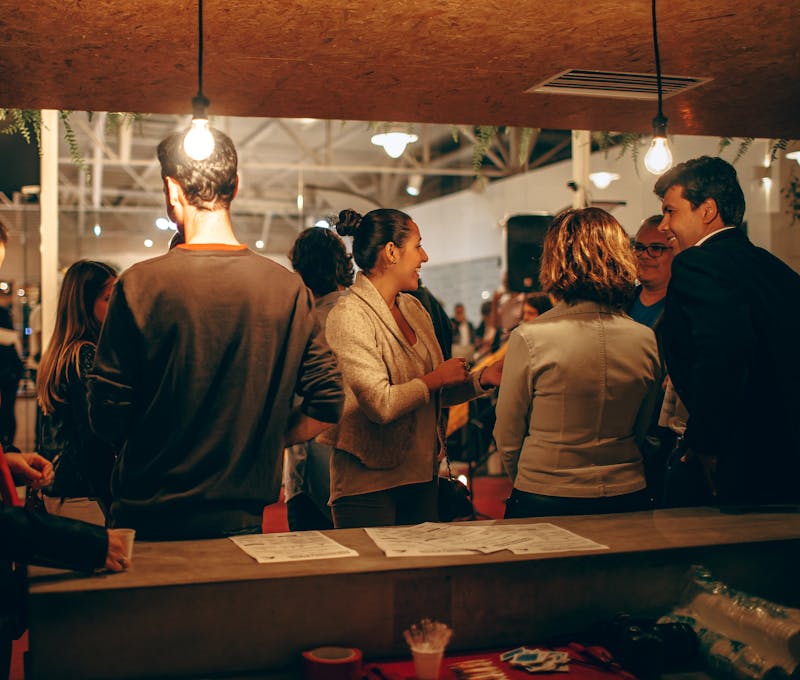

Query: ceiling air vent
[527,69,711,101]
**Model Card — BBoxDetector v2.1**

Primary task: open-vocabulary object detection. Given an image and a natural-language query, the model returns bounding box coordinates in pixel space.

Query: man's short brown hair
[157,127,238,210]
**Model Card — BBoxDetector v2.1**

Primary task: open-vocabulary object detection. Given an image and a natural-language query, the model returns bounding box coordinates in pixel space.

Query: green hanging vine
[0,109,143,179]
[4,109,798,224]
[592,131,646,177]
[782,169,800,225]
[518,126,538,167]
[472,125,497,171]
[0,108,42,148]
[58,110,87,174]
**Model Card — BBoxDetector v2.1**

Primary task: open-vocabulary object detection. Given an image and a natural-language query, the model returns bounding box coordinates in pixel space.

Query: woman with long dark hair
[320,208,502,528]
[37,260,118,523]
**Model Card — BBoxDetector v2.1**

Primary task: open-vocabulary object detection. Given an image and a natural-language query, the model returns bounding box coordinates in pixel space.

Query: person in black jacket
[655,156,800,505]
[0,221,128,680]
[1,450,128,680]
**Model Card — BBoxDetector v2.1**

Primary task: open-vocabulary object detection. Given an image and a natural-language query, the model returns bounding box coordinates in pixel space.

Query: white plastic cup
[117,528,136,561]
[411,647,444,680]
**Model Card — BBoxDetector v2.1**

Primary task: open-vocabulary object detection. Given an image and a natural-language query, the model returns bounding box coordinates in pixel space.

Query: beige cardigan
[493,300,661,498]
[320,273,485,501]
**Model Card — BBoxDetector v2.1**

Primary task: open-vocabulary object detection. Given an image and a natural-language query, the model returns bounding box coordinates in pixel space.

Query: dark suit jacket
[661,228,800,504]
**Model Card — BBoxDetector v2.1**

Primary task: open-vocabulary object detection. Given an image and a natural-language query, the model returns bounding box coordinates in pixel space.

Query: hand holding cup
[105,528,135,572]
[436,358,471,387]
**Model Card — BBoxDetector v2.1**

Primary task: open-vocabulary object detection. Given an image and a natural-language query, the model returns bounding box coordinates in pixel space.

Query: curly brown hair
[539,208,637,308]
[289,227,354,297]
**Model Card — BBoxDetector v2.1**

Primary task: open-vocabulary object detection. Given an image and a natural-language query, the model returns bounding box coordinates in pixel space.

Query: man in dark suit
[655,155,800,506]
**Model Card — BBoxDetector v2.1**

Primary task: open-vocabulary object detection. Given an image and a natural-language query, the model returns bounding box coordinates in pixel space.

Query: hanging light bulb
[184,97,215,161]
[644,114,672,175]
[644,0,673,176]
[183,0,215,161]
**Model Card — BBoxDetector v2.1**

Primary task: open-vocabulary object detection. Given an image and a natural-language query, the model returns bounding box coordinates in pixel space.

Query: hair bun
[335,209,362,237]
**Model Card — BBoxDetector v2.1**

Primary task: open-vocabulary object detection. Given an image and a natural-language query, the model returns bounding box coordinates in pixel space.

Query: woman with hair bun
[320,208,502,528]
[493,207,661,519]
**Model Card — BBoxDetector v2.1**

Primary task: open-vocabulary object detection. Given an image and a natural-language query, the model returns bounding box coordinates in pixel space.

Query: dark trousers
[661,444,715,508]
[1,637,9,680]
[287,494,334,532]
[332,480,438,529]
[504,487,651,519]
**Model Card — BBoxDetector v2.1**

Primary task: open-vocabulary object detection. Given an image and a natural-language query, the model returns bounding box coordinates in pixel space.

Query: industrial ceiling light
[589,171,620,189]
[183,0,215,161]
[406,173,423,196]
[371,127,418,159]
[643,0,673,175]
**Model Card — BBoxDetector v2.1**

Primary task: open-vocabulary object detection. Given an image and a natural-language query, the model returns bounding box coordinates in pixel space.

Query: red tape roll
[302,646,363,680]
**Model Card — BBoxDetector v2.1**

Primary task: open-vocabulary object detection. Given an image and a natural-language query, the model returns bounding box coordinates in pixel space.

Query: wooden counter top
[26,507,800,679]
[29,506,800,593]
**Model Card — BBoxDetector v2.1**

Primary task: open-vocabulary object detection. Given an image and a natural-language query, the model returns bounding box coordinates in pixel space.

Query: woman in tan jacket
[493,208,661,518]
[321,209,502,528]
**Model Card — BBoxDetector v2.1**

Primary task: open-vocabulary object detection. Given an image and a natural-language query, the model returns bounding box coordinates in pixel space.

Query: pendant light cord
[651,0,663,118]
[197,0,204,98]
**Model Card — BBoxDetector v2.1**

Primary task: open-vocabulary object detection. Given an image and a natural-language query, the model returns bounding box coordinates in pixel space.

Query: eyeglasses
[633,242,671,258]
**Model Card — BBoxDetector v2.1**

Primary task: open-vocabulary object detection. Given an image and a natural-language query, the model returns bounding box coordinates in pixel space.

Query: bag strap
[443,449,457,482]
[436,416,457,482]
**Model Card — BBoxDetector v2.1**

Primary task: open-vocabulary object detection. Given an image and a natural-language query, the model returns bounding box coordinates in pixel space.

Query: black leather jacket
[39,344,116,513]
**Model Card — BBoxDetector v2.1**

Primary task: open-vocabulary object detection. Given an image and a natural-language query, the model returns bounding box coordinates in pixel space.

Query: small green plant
[719,137,789,165]
[465,125,538,172]
[731,137,755,164]
[0,109,143,178]
[518,127,538,166]
[472,125,497,171]
[0,108,42,148]
[782,170,800,225]
[59,110,86,173]
[592,131,645,177]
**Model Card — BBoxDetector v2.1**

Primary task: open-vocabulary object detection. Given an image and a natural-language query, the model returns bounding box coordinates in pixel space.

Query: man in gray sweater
[88,128,343,540]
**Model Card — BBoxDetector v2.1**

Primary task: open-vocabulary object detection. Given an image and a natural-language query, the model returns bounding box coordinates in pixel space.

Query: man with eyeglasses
[655,155,800,507]
[628,215,675,506]
[629,215,674,330]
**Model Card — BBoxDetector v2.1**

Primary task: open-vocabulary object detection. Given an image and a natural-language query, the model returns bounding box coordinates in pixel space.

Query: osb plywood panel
[0,0,798,138]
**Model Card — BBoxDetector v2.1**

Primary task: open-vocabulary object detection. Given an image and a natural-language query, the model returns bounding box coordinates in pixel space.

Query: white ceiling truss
[1,113,576,257]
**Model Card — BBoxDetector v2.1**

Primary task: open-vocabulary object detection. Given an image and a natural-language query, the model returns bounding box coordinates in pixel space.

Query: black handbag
[437,457,474,522]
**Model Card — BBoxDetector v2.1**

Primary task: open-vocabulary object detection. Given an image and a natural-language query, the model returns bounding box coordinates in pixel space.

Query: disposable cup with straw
[403,618,453,680]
